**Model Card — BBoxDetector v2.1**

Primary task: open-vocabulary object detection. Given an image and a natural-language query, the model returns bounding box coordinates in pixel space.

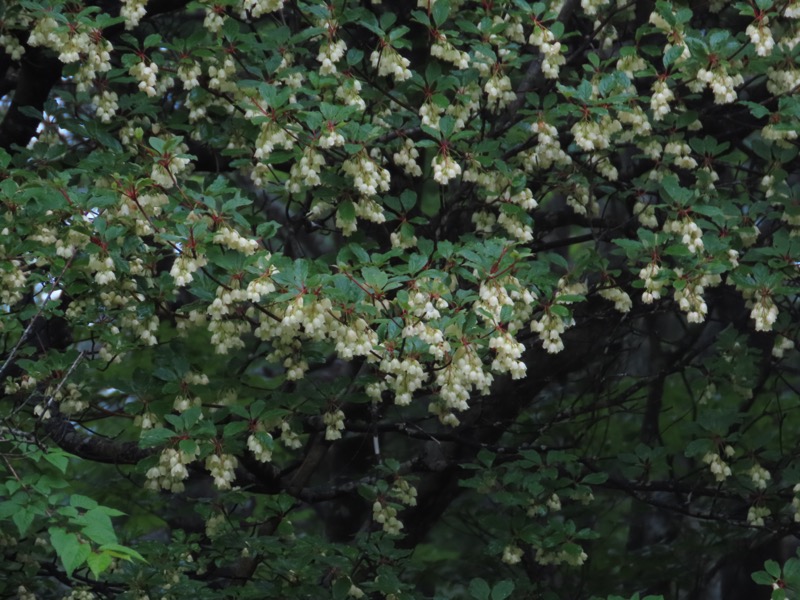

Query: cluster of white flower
[213,226,260,255]
[389,227,419,250]
[342,154,391,197]
[650,79,674,121]
[773,335,795,358]
[336,77,366,111]
[526,119,571,170]
[50,382,86,416]
[317,38,347,76]
[663,216,703,253]
[205,290,249,354]
[206,453,238,490]
[565,184,598,217]
[287,147,326,192]
[747,505,771,527]
[474,276,535,332]
[595,156,618,181]
[170,253,207,287]
[749,464,771,490]
[121,0,147,29]
[639,262,665,304]
[472,211,496,234]
[372,500,403,535]
[208,55,237,93]
[203,4,226,32]
[240,0,284,19]
[332,315,380,360]
[792,484,800,522]
[750,290,778,331]
[497,210,532,242]
[431,34,470,69]
[177,61,202,90]
[0,260,26,306]
[17,586,36,600]
[571,116,621,152]
[323,409,346,440]
[247,431,273,462]
[130,59,159,97]
[318,124,345,149]
[484,72,516,112]
[663,140,697,169]
[445,84,480,131]
[279,421,303,449]
[581,0,610,16]
[73,35,113,93]
[151,153,190,189]
[88,254,116,285]
[762,119,798,147]
[702,447,733,482]
[380,355,427,406]
[616,104,652,146]
[431,345,493,425]
[392,478,418,506]
[0,25,25,61]
[673,273,707,323]
[146,446,198,492]
[766,66,800,95]
[64,588,97,600]
[502,545,523,565]
[92,90,119,124]
[747,20,775,56]
[691,66,743,104]
[370,44,411,82]
[419,100,443,130]
[528,23,564,79]
[599,286,632,313]
[173,394,201,414]
[432,152,461,185]
[392,138,422,177]
[531,308,572,354]
[489,331,526,378]
[616,53,647,78]
[119,313,159,346]
[27,16,59,50]
[253,121,294,161]
[134,410,159,430]
[535,545,588,567]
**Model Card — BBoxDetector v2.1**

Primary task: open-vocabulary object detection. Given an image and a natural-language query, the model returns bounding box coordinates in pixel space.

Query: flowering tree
[1,0,800,597]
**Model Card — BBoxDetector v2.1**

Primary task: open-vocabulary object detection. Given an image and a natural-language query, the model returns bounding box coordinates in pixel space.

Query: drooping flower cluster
[342,154,391,197]
[750,290,778,331]
[146,446,199,492]
[639,262,665,304]
[528,22,564,79]
[703,447,734,482]
[432,152,461,185]
[371,44,411,82]
[206,453,238,490]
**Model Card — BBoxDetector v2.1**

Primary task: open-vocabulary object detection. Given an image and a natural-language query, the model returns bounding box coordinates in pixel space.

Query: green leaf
[432,0,450,26]
[469,578,491,600]
[70,494,99,510]
[362,266,389,290]
[99,543,146,563]
[663,45,685,67]
[12,508,35,537]
[491,580,515,600]
[765,560,781,579]
[43,450,70,474]
[50,527,92,577]
[87,551,114,579]
[139,428,176,448]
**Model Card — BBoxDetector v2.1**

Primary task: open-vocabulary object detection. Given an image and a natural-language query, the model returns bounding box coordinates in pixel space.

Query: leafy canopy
[0,0,799,598]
